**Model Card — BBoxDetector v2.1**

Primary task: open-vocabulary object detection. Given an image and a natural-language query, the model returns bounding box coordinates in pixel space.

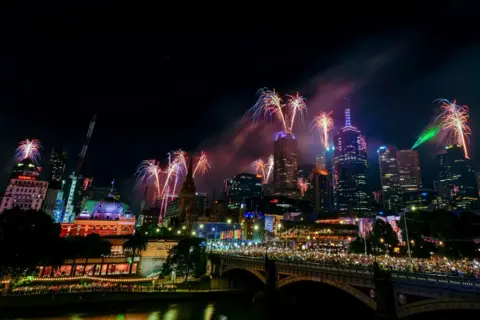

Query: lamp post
[403,206,415,266]
[227,219,232,246]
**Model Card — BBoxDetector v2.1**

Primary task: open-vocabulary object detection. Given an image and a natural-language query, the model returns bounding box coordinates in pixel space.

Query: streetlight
[199,224,204,229]
[182,225,186,230]
[177,230,181,235]
[191,231,196,236]
[403,206,415,265]
[156,228,160,233]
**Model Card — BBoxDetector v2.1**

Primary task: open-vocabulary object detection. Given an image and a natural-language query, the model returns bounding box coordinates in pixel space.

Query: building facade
[378,145,402,212]
[396,149,421,192]
[435,144,477,209]
[225,173,262,208]
[0,159,49,212]
[333,106,369,214]
[273,131,298,197]
[49,147,68,182]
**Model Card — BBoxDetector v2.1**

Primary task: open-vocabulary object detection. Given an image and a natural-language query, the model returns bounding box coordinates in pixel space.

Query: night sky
[1,4,480,206]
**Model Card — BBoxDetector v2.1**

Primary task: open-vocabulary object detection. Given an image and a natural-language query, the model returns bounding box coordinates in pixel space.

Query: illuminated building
[0,159,48,212]
[60,198,135,237]
[332,102,369,214]
[435,144,477,209]
[312,169,333,214]
[403,189,448,212]
[378,145,402,212]
[225,173,262,208]
[396,149,421,192]
[49,147,68,182]
[273,131,298,197]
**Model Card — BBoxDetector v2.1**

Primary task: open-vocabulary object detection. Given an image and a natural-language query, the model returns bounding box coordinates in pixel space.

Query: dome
[91,197,125,220]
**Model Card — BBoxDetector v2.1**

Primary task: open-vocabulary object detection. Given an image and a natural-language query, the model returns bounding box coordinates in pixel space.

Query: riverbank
[0,290,250,318]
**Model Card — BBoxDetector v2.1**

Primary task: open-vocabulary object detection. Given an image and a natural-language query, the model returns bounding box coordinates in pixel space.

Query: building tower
[378,145,402,212]
[396,149,421,192]
[179,156,196,230]
[49,148,68,183]
[435,144,477,209]
[273,131,298,197]
[333,100,369,214]
[0,159,49,212]
[63,113,97,222]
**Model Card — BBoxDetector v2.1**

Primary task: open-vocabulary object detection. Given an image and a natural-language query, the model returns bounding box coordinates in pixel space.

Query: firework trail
[15,139,42,164]
[134,160,162,197]
[249,155,274,184]
[265,155,274,183]
[246,88,307,134]
[311,112,334,149]
[193,151,212,177]
[297,177,309,197]
[435,99,471,158]
[411,125,440,149]
[287,92,307,133]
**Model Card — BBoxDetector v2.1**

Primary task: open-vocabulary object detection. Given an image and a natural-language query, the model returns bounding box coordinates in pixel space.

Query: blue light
[378,211,384,215]
[421,192,427,196]
[379,146,386,150]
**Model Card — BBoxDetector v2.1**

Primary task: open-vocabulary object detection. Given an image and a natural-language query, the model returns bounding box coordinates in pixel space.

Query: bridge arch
[221,266,266,284]
[276,276,376,310]
[397,297,480,318]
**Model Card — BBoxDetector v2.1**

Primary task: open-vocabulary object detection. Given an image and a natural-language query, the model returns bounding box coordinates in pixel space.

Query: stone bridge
[208,254,480,318]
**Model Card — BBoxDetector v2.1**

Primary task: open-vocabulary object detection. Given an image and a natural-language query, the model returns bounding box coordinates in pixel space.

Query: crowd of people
[211,243,480,278]
[10,282,153,295]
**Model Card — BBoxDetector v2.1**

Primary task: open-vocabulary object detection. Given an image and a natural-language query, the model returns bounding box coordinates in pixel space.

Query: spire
[344,96,351,127]
[187,155,194,180]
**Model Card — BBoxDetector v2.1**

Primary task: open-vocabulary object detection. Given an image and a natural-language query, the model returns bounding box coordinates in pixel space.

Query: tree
[161,237,206,281]
[123,231,148,274]
[0,208,60,278]
[368,219,399,255]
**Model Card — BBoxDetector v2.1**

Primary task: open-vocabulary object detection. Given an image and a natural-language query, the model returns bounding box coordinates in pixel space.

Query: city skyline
[1,21,480,199]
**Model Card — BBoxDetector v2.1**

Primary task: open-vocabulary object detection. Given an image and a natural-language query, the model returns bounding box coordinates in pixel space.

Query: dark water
[8,281,479,320]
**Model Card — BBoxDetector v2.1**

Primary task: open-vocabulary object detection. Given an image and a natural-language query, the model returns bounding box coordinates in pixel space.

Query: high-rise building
[273,131,298,197]
[396,149,421,192]
[312,170,333,214]
[0,159,49,212]
[378,145,402,212]
[225,173,262,208]
[49,148,68,182]
[435,144,477,209]
[178,156,196,230]
[333,102,369,214]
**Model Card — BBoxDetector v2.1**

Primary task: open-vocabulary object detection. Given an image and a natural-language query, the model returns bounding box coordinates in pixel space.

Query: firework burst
[249,155,274,184]
[134,160,162,197]
[311,111,334,149]
[435,99,471,158]
[193,151,212,177]
[14,139,42,164]
[297,177,309,197]
[246,88,307,134]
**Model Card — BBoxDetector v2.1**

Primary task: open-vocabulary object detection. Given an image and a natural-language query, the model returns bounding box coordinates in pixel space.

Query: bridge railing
[217,254,373,276]
[391,271,480,291]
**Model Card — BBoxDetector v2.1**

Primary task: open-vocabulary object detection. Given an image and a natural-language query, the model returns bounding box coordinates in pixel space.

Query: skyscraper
[313,170,333,214]
[178,156,196,230]
[49,148,68,182]
[396,149,421,192]
[378,145,402,212]
[225,173,262,208]
[333,102,369,214]
[435,144,477,209]
[273,131,298,197]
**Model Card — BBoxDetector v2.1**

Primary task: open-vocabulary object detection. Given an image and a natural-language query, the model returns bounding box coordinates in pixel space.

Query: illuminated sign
[18,175,35,180]
[256,174,262,179]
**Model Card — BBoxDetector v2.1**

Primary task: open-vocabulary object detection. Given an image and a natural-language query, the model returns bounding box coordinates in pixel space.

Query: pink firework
[297,177,309,197]
[134,160,162,197]
[286,92,307,133]
[435,99,471,159]
[15,139,42,164]
[246,88,307,134]
[193,151,212,177]
[311,111,334,149]
[249,155,273,184]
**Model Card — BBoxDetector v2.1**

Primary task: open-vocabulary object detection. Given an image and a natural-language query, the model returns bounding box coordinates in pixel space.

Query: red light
[270,199,279,204]
[18,175,34,180]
